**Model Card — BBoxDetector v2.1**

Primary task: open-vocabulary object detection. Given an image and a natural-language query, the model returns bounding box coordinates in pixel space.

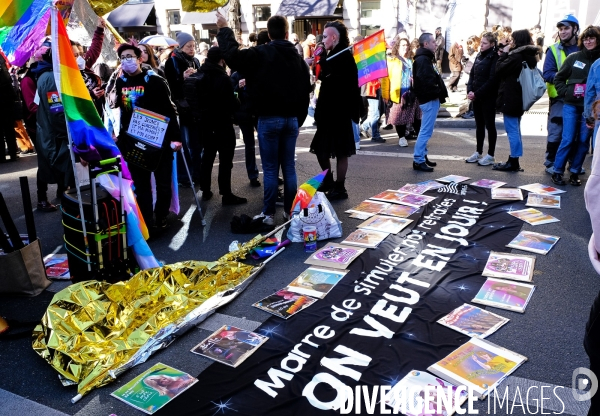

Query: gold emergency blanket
[32,260,256,396]
[181,0,229,13]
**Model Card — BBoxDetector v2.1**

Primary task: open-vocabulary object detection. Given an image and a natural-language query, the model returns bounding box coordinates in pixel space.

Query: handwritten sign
[127,107,169,148]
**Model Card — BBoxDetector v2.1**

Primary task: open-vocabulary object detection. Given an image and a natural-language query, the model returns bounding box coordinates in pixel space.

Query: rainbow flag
[353,29,388,87]
[50,8,159,270]
[291,169,328,214]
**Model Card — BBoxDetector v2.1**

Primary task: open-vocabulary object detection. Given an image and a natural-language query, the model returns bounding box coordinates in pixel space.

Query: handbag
[519,62,546,111]
[287,192,342,242]
[0,239,51,296]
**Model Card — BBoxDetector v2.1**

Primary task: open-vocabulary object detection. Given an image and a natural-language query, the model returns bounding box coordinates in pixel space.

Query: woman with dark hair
[551,25,600,186]
[465,31,499,166]
[381,35,421,147]
[309,20,360,200]
[492,29,538,172]
[139,43,165,77]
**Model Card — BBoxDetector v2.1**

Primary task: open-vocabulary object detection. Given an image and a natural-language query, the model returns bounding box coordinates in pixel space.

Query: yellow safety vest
[547,43,567,98]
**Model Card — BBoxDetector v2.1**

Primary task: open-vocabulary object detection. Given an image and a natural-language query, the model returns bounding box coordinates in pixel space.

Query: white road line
[197,312,262,332]
[168,204,196,251]
[356,150,465,161]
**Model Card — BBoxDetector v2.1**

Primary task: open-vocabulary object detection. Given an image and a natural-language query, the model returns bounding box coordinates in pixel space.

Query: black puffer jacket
[554,46,600,107]
[495,45,538,116]
[413,47,448,105]
[467,47,499,100]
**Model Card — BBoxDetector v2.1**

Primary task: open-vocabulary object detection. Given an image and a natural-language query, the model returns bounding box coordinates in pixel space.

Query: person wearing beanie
[196,47,247,206]
[165,32,202,188]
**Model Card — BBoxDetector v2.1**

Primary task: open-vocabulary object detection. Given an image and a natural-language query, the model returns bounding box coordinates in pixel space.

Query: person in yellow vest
[542,14,579,173]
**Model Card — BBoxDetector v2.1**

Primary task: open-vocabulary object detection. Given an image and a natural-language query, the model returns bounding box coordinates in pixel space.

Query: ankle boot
[326,181,348,200]
[319,170,335,193]
[493,157,521,172]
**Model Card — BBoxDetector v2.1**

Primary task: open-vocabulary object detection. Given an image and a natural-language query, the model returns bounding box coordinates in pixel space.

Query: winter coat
[435,33,445,62]
[35,70,72,186]
[198,60,239,126]
[413,47,448,105]
[231,71,253,124]
[449,44,463,72]
[584,59,600,120]
[164,49,201,103]
[542,41,579,84]
[217,27,311,126]
[554,46,600,107]
[466,47,499,101]
[495,45,539,117]
[381,56,404,103]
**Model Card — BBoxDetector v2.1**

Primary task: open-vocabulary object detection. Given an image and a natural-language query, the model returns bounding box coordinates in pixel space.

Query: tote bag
[519,61,546,111]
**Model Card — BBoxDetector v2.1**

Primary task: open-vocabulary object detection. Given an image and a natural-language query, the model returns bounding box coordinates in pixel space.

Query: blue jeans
[352,120,360,144]
[414,99,439,163]
[554,104,590,174]
[257,116,299,215]
[503,115,523,157]
[362,92,381,139]
[239,121,259,180]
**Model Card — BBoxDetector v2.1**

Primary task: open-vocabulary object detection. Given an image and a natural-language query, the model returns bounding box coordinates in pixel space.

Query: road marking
[489,376,590,415]
[356,150,465,161]
[169,204,196,251]
[197,312,262,332]
[0,388,69,416]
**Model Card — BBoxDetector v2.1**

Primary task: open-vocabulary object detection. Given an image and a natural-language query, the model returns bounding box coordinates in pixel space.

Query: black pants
[129,153,173,227]
[239,121,258,180]
[584,289,600,415]
[395,119,422,138]
[0,94,17,160]
[37,170,66,202]
[199,124,236,196]
[473,98,497,156]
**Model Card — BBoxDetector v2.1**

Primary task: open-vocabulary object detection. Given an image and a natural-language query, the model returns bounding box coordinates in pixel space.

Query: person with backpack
[114,43,182,231]
[194,47,247,205]
[542,14,580,174]
[492,29,539,172]
[216,12,311,226]
[550,25,600,187]
[164,32,202,187]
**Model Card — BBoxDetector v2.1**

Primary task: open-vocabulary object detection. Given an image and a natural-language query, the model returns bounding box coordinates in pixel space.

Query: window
[167,9,181,25]
[254,5,271,22]
[360,1,380,36]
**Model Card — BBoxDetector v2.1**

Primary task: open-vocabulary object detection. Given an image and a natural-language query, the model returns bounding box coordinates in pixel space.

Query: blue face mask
[121,59,139,74]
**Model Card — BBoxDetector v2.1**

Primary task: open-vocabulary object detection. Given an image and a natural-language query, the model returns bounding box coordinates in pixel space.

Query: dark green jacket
[554,46,600,107]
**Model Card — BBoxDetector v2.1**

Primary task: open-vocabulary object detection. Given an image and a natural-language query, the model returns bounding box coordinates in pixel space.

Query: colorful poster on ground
[304,243,364,270]
[111,363,197,414]
[519,183,566,195]
[342,229,390,248]
[43,253,70,279]
[482,251,535,282]
[472,277,536,313]
[508,208,559,225]
[165,185,527,415]
[506,231,560,255]
[253,289,318,319]
[526,193,561,209]
[437,303,509,338]
[286,267,348,299]
[358,215,412,234]
[191,326,268,368]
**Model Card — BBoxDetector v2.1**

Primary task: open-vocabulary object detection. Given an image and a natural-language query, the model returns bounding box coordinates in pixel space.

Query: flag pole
[51,7,92,272]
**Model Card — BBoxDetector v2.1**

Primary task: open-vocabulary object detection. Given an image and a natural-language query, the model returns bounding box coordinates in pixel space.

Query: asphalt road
[0,118,598,416]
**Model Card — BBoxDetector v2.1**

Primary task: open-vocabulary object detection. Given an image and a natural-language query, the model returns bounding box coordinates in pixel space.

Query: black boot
[425,156,437,167]
[326,181,348,200]
[492,157,521,172]
[551,173,566,186]
[319,170,335,193]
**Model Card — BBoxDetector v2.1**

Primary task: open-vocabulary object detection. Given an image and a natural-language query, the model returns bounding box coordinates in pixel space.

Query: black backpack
[182,71,209,122]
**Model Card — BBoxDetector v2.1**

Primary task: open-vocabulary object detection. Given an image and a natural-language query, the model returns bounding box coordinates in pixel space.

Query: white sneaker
[253,212,274,225]
[398,137,408,147]
[355,141,361,150]
[465,152,482,163]
[477,154,495,166]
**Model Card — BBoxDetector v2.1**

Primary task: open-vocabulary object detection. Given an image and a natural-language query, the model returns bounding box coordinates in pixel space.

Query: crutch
[179,147,206,226]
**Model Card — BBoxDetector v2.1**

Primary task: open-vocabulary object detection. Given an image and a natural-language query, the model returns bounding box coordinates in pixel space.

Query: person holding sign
[115,43,182,231]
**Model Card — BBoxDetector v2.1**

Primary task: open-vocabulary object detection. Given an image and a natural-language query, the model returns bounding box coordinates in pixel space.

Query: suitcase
[61,157,136,283]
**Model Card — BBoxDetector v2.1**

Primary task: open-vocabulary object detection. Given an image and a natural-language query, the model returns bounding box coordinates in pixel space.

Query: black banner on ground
[165,185,526,416]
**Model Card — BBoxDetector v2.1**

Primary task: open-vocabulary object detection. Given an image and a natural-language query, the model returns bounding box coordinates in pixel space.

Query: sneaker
[398,137,408,147]
[477,154,495,166]
[275,188,284,206]
[361,127,371,138]
[222,193,248,205]
[253,212,274,226]
[37,200,57,212]
[355,141,361,150]
[465,152,481,163]
[371,137,386,143]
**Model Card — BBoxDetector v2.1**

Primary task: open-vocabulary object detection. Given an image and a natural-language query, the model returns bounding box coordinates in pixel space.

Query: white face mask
[76,55,86,70]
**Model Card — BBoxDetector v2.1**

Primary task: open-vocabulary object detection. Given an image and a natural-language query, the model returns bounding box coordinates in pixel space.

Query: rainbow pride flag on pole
[50,7,159,270]
[353,29,388,87]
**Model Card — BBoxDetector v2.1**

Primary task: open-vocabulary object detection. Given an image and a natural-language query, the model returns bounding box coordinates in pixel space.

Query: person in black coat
[309,20,360,200]
[493,29,539,172]
[465,32,500,166]
[197,48,247,206]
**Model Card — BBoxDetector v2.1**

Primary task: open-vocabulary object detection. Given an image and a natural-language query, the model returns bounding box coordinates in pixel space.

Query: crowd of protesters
[1,12,600,230]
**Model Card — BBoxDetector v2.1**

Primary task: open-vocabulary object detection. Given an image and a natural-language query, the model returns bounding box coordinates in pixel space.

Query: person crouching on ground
[114,43,182,231]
